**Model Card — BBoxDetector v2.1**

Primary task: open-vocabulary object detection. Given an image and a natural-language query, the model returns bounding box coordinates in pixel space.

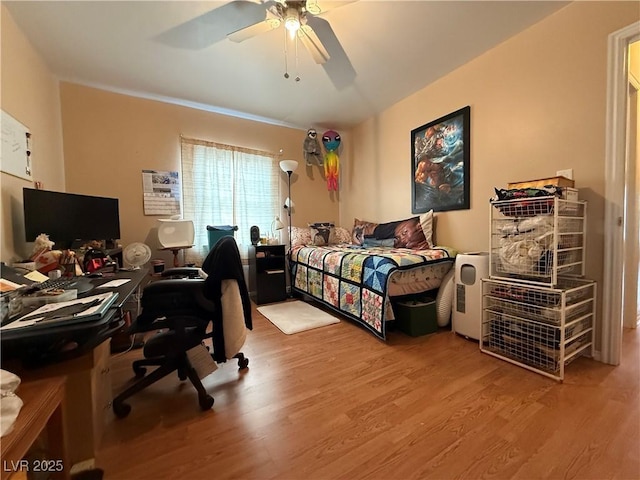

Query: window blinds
[181,137,280,264]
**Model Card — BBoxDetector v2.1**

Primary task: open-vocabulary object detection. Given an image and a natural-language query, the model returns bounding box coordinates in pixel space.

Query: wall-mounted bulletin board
[1,110,32,181]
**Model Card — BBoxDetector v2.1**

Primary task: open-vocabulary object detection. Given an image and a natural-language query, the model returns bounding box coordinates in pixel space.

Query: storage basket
[481,277,595,381]
[489,197,586,287]
[207,225,238,251]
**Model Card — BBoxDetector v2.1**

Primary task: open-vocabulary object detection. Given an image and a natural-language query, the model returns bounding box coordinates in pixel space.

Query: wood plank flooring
[98,302,639,479]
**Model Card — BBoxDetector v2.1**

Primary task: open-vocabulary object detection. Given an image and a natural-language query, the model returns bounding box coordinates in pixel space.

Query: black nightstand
[248,244,287,304]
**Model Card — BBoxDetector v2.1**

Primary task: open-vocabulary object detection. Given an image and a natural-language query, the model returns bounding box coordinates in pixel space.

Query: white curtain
[181,137,280,265]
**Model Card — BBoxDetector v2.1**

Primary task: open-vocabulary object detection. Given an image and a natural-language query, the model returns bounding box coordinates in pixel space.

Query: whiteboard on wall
[1,110,32,181]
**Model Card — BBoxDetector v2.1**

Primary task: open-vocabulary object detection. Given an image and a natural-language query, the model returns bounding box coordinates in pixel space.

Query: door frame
[602,21,640,365]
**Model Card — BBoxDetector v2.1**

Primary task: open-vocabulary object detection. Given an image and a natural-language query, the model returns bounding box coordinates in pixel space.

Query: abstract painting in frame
[411,106,470,213]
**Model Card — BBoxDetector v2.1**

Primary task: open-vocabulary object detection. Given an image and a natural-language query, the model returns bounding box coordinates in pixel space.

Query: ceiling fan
[228,1,338,65]
[156,0,357,88]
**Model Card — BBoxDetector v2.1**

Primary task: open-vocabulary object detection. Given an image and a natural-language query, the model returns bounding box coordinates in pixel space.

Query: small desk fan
[123,242,152,270]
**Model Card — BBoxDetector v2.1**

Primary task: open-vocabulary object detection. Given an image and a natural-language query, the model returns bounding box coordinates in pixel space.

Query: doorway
[602,24,640,365]
[623,45,639,329]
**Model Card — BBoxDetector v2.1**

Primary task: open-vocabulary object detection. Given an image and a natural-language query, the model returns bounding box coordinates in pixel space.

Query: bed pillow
[291,226,312,247]
[309,222,335,246]
[384,217,430,249]
[419,210,434,248]
[353,215,433,249]
[334,226,352,244]
[352,219,379,245]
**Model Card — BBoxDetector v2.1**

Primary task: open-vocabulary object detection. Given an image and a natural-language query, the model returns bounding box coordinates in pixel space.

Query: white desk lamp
[272,216,284,244]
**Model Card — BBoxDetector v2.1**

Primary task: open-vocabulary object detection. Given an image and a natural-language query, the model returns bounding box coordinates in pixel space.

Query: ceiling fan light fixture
[284,8,300,33]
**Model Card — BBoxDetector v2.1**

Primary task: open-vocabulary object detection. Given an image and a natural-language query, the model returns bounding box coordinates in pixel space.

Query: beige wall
[344,2,639,344]
[1,5,65,263]
[59,83,339,264]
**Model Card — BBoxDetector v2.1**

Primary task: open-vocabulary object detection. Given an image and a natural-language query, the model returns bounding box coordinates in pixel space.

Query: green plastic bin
[392,298,438,337]
[207,225,238,251]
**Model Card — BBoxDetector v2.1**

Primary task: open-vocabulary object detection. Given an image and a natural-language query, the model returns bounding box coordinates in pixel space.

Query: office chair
[112,236,252,418]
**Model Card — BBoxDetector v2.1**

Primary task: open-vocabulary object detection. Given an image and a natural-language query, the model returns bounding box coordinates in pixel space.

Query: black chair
[112,237,252,418]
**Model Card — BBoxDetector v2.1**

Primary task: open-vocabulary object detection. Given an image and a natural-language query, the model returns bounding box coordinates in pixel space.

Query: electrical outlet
[556,168,573,180]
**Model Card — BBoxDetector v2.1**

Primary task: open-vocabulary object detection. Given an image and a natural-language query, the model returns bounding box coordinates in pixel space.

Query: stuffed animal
[322,130,341,191]
[303,128,322,166]
[30,233,62,274]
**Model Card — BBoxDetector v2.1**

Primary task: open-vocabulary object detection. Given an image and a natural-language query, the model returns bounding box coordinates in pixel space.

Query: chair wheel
[199,395,214,411]
[133,366,146,378]
[113,401,131,418]
[238,357,249,369]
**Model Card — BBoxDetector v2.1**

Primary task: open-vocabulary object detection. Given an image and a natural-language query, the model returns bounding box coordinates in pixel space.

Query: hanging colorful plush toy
[322,130,341,191]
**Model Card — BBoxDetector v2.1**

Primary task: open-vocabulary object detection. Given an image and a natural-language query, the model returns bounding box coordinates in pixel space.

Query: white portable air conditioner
[452,252,490,340]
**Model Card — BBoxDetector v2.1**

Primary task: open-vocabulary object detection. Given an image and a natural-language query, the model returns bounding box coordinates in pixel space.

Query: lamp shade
[279,159,299,173]
[272,216,284,231]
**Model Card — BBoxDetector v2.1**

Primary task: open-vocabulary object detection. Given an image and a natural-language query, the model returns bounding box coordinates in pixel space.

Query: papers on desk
[1,292,119,331]
[24,270,48,283]
[0,278,24,293]
[96,279,131,288]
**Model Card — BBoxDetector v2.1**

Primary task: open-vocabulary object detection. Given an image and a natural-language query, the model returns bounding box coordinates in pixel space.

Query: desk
[1,269,148,471]
[1,376,69,480]
[1,268,148,365]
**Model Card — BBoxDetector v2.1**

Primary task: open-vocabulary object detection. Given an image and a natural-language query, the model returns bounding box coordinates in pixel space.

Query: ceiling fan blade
[305,1,358,16]
[154,1,273,50]
[298,25,330,64]
[305,15,356,90]
[228,13,281,43]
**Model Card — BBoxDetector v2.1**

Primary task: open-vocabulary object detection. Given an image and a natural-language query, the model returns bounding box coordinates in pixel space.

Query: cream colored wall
[344,1,638,351]
[59,83,338,263]
[1,5,65,263]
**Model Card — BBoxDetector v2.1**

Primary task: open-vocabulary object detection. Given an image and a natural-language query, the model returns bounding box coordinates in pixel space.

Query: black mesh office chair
[112,236,252,418]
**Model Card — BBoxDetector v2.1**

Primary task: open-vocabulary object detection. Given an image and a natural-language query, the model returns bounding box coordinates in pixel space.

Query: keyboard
[27,277,95,295]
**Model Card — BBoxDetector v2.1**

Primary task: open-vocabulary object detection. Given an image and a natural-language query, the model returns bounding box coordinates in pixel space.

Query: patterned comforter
[290,244,455,340]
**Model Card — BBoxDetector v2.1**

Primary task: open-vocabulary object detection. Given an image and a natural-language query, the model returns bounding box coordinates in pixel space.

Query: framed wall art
[411,106,470,213]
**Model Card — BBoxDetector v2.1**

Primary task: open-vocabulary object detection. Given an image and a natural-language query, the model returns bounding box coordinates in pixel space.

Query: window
[181,137,280,264]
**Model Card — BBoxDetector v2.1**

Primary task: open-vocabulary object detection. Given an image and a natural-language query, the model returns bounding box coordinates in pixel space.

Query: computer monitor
[23,188,121,249]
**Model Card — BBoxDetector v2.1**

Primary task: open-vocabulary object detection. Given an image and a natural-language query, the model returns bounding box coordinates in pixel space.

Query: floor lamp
[279,160,298,255]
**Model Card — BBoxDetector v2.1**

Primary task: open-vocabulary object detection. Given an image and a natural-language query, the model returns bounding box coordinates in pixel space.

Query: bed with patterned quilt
[288,211,456,340]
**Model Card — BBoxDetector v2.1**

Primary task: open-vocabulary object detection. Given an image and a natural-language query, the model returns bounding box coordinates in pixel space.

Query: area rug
[257,301,340,335]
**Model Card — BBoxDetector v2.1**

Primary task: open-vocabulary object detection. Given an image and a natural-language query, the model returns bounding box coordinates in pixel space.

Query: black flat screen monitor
[23,188,121,249]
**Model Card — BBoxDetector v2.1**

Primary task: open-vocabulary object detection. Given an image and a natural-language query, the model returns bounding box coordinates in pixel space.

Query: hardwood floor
[98,303,639,479]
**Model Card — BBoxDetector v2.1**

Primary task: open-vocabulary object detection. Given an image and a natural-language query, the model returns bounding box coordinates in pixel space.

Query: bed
[288,212,456,340]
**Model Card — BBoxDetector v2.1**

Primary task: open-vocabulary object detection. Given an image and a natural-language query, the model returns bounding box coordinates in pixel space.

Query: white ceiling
[5,1,569,131]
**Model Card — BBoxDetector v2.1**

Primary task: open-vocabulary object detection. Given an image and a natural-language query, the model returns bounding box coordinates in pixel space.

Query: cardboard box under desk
[392,298,438,337]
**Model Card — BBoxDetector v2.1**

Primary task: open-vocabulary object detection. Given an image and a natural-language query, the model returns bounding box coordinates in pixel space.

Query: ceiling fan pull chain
[283,28,290,79]
[295,34,300,82]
